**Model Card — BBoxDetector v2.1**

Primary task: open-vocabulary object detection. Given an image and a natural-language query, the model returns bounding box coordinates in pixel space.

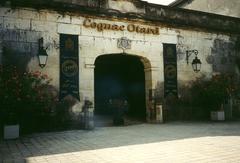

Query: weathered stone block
[102,29,124,39]
[160,34,177,44]
[144,33,161,42]
[2,29,41,43]
[71,16,83,25]
[31,20,57,32]
[79,35,95,47]
[18,9,40,20]
[94,37,120,52]
[0,7,18,18]
[160,28,179,35]
[84,57,95,65]
[80,82,92,91]
[26,31,42,43]
[39,11,57,22]
[4,41,32,53]
[3,29,26,42]
[57,23,80,35]
[57,15,71,24]
[81,26,104,38]
[3,17,31,30]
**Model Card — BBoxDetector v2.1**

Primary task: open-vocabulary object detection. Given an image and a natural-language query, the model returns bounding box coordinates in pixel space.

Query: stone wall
[179,0,240,18]
[4,0,240,34]
[0,6,238,123]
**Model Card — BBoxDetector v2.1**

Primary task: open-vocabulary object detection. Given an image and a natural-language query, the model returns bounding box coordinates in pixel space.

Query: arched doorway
[94,54,146,126]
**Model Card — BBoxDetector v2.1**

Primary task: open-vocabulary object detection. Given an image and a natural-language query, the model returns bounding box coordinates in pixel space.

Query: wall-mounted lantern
[38,37,48,68]
[186,50,201,73]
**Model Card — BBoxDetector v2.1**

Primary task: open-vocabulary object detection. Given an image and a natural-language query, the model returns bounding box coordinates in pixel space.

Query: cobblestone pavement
[1,122,240,163]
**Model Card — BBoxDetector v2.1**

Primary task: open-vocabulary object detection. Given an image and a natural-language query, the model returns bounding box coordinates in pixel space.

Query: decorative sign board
[60,34,80,100]
[163,43,178,98]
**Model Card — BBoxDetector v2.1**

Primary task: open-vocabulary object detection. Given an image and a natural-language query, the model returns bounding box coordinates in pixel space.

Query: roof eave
[169,0,192,7]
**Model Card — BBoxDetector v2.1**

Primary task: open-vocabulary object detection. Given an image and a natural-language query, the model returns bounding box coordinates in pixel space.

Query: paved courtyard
[1,122,240,163]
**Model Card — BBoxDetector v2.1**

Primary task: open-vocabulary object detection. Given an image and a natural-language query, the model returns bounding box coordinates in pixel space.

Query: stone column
[145,67,164,123]
[144,67,152,122]
[82,63,95,129]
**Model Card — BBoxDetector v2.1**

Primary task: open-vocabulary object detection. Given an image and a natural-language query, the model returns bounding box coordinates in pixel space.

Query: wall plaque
[60,34,79,100]
[163,43,178,98]
[117,37,131,50]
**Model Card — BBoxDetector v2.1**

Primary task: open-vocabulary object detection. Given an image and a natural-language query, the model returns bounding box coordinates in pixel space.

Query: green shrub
[190,74,236,111]
[166,74,239,121]
[0,65,59,133]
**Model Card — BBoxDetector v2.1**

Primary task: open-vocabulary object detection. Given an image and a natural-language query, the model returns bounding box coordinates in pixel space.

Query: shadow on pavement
[1,121,240,162]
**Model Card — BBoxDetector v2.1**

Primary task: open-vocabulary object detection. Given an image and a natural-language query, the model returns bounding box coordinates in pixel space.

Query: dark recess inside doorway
[94,54,146,121]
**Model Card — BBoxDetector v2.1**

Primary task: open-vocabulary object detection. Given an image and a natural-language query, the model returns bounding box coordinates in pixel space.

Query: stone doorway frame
[92,53,154,122]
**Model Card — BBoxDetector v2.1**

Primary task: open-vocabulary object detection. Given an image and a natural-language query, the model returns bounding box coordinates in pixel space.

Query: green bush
[190,74,236,111]
[165,74,239,121]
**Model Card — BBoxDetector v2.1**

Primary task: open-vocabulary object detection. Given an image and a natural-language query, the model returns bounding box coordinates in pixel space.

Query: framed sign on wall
[60,34,80,100]
[163,43,178,98]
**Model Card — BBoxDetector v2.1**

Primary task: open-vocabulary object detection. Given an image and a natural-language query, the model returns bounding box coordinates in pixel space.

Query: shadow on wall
[177,35,238,74]
[0,45,82,135]
[211,39,237,73]
[173,36,240,121]
[2,46,32,72]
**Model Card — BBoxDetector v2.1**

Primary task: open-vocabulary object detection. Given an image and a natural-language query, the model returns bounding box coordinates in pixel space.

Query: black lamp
[38,38,48,68]
[192,56,202,73]
[186,50,201,73]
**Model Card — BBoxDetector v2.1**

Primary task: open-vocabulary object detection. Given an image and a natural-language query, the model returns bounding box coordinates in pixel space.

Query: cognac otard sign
[83,18,159,35]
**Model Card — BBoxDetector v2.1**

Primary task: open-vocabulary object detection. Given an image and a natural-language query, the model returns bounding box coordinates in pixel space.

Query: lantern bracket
[186,49,198,64]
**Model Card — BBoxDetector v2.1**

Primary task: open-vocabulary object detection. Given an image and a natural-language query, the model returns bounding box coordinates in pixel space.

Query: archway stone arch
[92,53,157,122]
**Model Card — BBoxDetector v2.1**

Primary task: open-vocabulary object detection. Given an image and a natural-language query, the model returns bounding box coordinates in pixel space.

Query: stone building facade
[0,0,240,127]
[170,0,240,18]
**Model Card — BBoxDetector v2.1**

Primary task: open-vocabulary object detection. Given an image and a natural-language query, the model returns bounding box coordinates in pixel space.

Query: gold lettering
[112,25,119,30]
[90,22,96,28]
[127,24,135,32]
[83,19,159,35]
[83,18,91,28]
[149,28,155,34]
[105,24,111,30]
[97,23,104,32]
[140,27,146,33]
[97,23,113,31]
[146,28,150,34]
[135,26,141,33]
[153,27,160,35]
[119,25,125,31]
